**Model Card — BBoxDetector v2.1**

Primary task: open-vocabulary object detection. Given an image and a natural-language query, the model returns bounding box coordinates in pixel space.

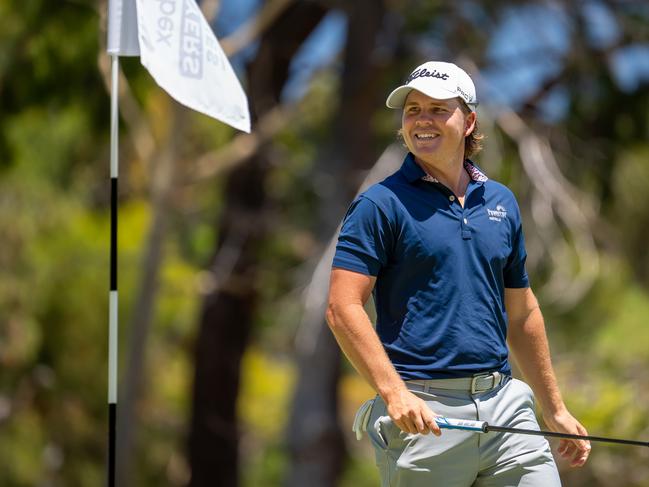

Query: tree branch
[495,108,600,307]
[220,0,295,57]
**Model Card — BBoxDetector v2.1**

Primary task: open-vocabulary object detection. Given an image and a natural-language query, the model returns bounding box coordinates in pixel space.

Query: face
[401,90,476,166]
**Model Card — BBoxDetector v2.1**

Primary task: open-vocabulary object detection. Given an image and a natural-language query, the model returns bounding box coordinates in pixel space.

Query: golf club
[435,417,649,448]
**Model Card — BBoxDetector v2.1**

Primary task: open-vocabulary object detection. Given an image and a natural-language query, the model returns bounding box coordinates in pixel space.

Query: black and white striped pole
[107,53,120,487]
[103,2,250,484]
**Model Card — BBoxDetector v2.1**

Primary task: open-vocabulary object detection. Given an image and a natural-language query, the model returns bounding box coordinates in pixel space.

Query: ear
[464,111,477,137]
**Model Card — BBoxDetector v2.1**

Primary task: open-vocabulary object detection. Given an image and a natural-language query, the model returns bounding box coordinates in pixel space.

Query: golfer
[326,61,591,486]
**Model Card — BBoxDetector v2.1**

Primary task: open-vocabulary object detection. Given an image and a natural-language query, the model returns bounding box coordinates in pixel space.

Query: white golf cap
[386,61,478,110]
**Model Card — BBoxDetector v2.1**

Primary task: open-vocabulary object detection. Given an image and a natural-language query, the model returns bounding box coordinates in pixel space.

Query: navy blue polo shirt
[333,153,529,380]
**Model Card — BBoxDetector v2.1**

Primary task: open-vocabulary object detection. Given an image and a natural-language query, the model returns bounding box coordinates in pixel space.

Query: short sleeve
[332,196,394,276]
[503,199,529,288]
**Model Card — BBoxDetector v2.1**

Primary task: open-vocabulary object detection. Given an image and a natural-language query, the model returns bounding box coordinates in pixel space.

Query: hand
[543,409,591,467]
[383,388,441,436]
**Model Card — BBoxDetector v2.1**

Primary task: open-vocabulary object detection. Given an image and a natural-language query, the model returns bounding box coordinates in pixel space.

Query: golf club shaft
[436,417,649,447]
[485,425,649,447]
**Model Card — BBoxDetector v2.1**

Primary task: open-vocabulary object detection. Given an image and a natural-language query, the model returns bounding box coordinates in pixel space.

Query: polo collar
[463,160,489,183]
[401,153,488,184]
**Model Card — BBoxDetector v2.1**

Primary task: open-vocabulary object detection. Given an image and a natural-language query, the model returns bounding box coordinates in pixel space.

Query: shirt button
[449,195,455,202]
[463,218,468,224]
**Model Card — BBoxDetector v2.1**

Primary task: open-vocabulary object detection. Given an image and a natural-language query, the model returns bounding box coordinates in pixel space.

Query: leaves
[0,0,648,486]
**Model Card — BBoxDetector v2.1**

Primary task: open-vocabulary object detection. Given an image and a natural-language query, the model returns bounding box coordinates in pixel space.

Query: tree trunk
[187,157,266,487]
[187,4,328,486]
[286,1,387,486]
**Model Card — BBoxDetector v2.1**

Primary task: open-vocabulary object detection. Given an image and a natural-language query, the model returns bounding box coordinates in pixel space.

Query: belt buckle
[470,372,497,394]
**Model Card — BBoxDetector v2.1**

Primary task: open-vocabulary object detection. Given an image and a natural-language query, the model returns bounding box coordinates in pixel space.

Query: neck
[415,153,469,196]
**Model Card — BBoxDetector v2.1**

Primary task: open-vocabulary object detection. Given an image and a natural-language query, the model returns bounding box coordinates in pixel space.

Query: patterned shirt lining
[421,160,489,183]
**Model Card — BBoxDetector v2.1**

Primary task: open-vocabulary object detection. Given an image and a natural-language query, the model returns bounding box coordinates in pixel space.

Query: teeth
[416,134,438,139]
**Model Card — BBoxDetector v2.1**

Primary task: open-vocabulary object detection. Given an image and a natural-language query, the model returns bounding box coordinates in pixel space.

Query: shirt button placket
[462,213,471,240]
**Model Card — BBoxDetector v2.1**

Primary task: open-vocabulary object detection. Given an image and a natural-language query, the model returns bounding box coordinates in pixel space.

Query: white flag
[107,0,140,56]
[107,0,251,133]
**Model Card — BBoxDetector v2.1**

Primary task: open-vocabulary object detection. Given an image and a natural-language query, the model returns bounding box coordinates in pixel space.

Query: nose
[415,114,433,126]
[413,109,435,124]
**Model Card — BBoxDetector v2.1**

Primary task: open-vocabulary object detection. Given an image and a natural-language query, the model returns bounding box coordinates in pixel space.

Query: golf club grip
[435,417,488,432]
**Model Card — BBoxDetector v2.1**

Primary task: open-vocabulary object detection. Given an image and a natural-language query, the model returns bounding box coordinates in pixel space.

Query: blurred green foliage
[0,1,648,486]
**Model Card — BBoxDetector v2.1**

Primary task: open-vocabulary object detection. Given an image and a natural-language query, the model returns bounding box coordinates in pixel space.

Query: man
[326,61,591,486]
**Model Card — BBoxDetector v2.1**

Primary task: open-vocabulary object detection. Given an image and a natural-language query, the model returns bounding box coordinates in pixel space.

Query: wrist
[532,383,566,419]
[377,380,409,403]
[542,403,569,423]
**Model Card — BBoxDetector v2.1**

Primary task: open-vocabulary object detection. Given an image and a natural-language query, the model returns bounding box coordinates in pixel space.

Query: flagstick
[108,53,119,487]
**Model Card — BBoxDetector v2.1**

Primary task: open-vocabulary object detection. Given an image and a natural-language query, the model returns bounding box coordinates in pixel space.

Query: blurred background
[1,0,649,485]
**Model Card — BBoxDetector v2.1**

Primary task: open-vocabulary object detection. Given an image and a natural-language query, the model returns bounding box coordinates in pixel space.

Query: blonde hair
[459,100,484,159]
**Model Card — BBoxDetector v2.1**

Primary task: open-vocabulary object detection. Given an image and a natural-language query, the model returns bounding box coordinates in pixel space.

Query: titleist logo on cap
[406,68,450,84]
[385,61,478,109]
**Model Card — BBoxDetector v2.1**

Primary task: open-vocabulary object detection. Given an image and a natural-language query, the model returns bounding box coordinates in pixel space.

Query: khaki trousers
[361,378,561,487]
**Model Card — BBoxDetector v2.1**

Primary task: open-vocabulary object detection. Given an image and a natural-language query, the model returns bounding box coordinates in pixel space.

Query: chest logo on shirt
[487,205,507,222]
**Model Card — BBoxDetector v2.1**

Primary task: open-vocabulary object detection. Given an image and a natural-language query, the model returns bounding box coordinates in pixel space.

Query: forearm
[326,268,441,436]
[507,306,566,417]
[326,302,407,401]
[505,288,591,466]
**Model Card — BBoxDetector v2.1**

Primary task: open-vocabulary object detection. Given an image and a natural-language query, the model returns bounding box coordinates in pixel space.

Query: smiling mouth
[415,133,439,140]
